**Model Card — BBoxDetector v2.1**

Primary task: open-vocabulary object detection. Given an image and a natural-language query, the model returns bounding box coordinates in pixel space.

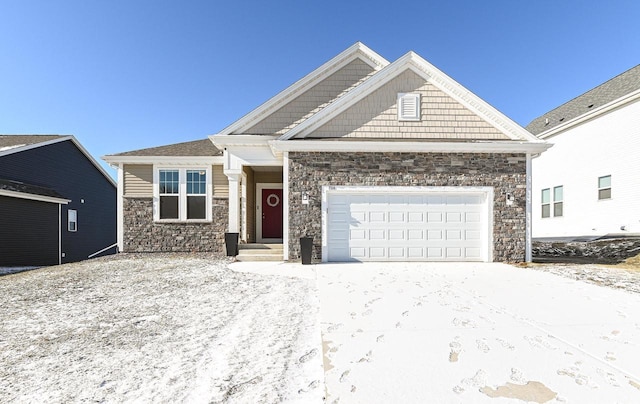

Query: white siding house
[528,65,640,239]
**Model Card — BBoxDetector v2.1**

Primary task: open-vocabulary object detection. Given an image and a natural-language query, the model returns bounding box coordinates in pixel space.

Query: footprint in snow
[376,334,384,343]
[299,348,318,364]
[402,310,409,317]
[362,308,373,316]
[340,370,350,383]
[476,339,490,353]
[327,323,344,333]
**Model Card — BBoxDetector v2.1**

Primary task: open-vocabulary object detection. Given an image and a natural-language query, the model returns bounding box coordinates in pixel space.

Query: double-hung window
[598,175,611,200]
[155,167,211,221]
[541,186,563,218]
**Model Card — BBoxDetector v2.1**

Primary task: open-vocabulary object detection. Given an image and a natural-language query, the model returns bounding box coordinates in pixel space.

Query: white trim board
[256,183,284,243]
[0,189,70,205]
[321,185,494,263]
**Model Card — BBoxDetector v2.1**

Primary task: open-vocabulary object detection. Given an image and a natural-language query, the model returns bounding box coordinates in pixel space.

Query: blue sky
[1,1,639,177]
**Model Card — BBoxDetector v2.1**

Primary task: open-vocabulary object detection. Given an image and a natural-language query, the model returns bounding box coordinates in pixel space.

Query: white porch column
[525,153,532,262]
[282,152,289,261]
[227,173,241,233]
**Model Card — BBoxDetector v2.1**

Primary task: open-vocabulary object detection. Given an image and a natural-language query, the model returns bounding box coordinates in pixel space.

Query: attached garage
[323,186,493,262]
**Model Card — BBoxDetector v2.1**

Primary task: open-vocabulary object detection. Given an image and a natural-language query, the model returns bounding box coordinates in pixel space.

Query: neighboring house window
[541,186,563,218]
[598,175,611,200]
[541,189,550,218]
[155,167,211,221]
[68,209,78,232]
[159,169,180,219]
[397,93,421,121]
[553,186,563,217]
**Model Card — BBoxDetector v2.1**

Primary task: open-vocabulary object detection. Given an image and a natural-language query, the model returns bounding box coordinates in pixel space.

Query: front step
[236,244,284,262]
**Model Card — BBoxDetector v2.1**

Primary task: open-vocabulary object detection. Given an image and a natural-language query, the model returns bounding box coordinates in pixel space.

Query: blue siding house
[0,135,117,266]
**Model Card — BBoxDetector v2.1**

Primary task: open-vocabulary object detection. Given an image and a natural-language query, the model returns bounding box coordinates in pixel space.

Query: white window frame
[541,188,551,218]
[397,93,421,121]
[153,166,212,222]
[553,185,563,217]
[598,175,611,200]
[68,209,78,232]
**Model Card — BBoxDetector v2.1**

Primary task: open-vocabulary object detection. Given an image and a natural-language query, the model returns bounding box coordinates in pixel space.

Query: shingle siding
[245,58,377,135]
[310,70,508,140]
[288,152,526,263]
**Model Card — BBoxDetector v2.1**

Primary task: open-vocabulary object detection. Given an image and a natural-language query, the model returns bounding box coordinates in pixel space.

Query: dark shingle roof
[0,178,66,199]
[526,64,640,135]
[0,135,65,150]
[108,139,222,157]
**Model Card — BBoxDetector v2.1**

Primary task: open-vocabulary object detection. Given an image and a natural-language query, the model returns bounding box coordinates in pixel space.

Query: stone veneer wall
[123,197,228,253]
[288,152,527,262]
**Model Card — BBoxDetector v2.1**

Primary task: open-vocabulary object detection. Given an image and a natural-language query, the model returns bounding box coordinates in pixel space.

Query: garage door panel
[408,212,424,223]
[369,211,385,222]
[427,212,443,222]
[327,190,487,262]
[389,212,405,222]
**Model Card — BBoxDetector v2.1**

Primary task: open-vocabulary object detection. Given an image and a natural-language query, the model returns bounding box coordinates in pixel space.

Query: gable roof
[0,135,66,151]
[280,51,543,143]
[107,139,222,157]
[0,135,116,187]
[216,42,389,136]
[526,64,640,136]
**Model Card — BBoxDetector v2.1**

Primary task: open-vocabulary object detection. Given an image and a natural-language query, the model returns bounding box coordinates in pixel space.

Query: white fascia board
[0,189,70,204]
[281,52,542,144]
[0,135,72,158]
[102,155,225,165]
[537,88,640,140]
[209,134,278,147]
[216,42,389,136]
[269,140,551,154]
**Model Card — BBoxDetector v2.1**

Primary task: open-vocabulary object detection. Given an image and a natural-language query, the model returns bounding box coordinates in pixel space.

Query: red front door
[262,188,283,239]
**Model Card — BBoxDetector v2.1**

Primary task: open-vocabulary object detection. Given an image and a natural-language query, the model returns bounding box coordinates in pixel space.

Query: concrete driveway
[317,262,640,403]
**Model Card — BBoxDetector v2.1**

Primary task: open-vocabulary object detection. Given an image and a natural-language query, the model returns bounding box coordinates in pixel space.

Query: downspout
[525,153,532,262]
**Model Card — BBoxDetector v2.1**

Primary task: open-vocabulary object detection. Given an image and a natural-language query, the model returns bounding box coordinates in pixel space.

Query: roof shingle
[108,139,222,157]
[526,64,640,135]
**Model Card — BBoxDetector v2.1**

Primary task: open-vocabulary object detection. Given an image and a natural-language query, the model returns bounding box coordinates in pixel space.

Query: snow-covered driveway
[0,254,323,403]
[318,262,640,403]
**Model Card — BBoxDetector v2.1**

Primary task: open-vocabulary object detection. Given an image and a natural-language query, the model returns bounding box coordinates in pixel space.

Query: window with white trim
[155,167,211,221]
[68,209,78,232]
[553,186,563,217]
[397,93,421,121]
[541,186,563,218]
[541,188,550,218]
[598,175,611,200]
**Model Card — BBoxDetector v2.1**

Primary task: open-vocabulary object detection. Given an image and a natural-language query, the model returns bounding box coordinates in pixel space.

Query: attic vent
[398,93,421,121]
[587,104,594,108]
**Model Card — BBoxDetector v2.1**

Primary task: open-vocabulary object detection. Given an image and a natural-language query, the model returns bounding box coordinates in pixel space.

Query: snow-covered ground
[0,254,323,403]
[3,255,640,403]
[317,262,640,403]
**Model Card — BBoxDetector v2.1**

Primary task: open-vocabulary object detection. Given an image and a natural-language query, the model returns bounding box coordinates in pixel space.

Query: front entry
[257,183,283,242]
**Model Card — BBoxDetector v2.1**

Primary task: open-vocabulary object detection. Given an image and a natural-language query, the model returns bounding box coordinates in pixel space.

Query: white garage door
[326,189,489,262]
